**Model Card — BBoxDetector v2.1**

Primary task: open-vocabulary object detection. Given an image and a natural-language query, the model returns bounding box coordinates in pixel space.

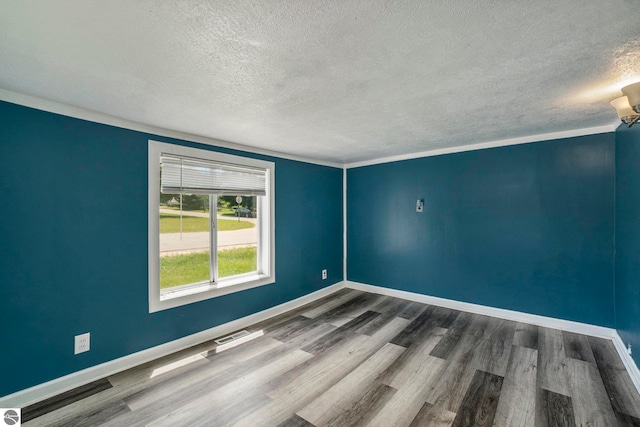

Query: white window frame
[148,140,275,313]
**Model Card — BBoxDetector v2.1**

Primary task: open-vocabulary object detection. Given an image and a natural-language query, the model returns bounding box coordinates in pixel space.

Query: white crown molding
[0,88,343,169]
[0,281,347,408]
[345,124,617,169]
[611,118,625,130]
[1,88,622,170]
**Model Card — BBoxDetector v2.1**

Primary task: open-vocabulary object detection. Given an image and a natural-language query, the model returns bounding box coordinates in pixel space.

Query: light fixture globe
[621,82,640,113]
[611,96,637,120]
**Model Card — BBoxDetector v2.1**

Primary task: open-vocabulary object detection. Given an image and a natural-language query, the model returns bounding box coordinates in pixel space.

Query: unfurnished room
[1,1,640,426]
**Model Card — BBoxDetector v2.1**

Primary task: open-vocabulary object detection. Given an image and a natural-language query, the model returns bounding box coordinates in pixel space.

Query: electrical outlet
[628,343,633,356]
[322,269,327,280]
[75,332,90,354]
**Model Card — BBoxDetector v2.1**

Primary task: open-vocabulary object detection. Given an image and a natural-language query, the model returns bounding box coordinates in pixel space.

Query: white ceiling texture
[1,1,639,165]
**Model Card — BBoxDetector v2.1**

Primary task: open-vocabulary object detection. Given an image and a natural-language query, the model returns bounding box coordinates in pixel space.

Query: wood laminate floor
[22,289,640,426]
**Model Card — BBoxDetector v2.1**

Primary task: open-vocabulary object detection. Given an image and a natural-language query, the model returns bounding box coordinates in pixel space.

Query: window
[148,140,275,312]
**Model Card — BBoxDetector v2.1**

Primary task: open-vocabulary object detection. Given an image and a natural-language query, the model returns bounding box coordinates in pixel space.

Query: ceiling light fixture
[611,82,640,127]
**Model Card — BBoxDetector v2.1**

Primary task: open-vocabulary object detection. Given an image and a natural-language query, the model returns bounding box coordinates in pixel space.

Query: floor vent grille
[215,330,251,345]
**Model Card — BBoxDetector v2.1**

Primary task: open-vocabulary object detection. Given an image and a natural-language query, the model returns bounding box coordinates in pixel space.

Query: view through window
[158,194,258,289]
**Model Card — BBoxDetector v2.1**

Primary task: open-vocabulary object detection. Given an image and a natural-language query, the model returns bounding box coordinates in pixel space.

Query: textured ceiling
[1,1,639,164]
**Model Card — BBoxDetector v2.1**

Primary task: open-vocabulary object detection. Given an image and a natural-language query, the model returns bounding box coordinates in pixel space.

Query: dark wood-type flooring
[22,289,640,426]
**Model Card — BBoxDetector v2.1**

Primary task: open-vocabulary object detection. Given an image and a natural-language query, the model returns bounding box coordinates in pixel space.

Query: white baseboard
[612,333,640,396]
[346,280,640,395]
[0,282,346,408]
[346,281,615,337]
[5,280,640,408]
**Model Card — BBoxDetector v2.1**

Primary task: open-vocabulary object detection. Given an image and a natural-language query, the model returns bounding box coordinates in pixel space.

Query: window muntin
[149,141,275,312]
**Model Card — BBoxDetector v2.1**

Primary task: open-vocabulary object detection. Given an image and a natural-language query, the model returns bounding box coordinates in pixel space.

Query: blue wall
[3,95,637,397]
[0,101,343,397]
[615,124,640,366]
[348,134,616,326]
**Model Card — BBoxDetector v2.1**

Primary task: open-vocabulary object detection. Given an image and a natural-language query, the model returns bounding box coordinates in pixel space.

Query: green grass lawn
[160,247,257,289]
[160,213,254,233]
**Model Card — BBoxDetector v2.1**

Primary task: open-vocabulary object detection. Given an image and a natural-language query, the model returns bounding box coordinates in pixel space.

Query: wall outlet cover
[75,332,90,354]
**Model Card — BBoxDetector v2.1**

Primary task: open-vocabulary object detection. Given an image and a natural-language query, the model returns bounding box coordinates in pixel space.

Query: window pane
[217,195,258,278]
[159,194,211,289]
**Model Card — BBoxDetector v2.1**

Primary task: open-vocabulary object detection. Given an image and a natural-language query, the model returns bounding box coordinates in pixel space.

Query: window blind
[160,155,267,196]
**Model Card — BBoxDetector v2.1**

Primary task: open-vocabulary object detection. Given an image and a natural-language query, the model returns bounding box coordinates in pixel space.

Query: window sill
[150,273,274,313]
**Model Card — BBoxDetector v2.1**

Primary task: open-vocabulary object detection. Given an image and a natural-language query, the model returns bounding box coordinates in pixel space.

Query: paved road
[159,209,257,256]
[160,229,257,255]
[160,208,257,224]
